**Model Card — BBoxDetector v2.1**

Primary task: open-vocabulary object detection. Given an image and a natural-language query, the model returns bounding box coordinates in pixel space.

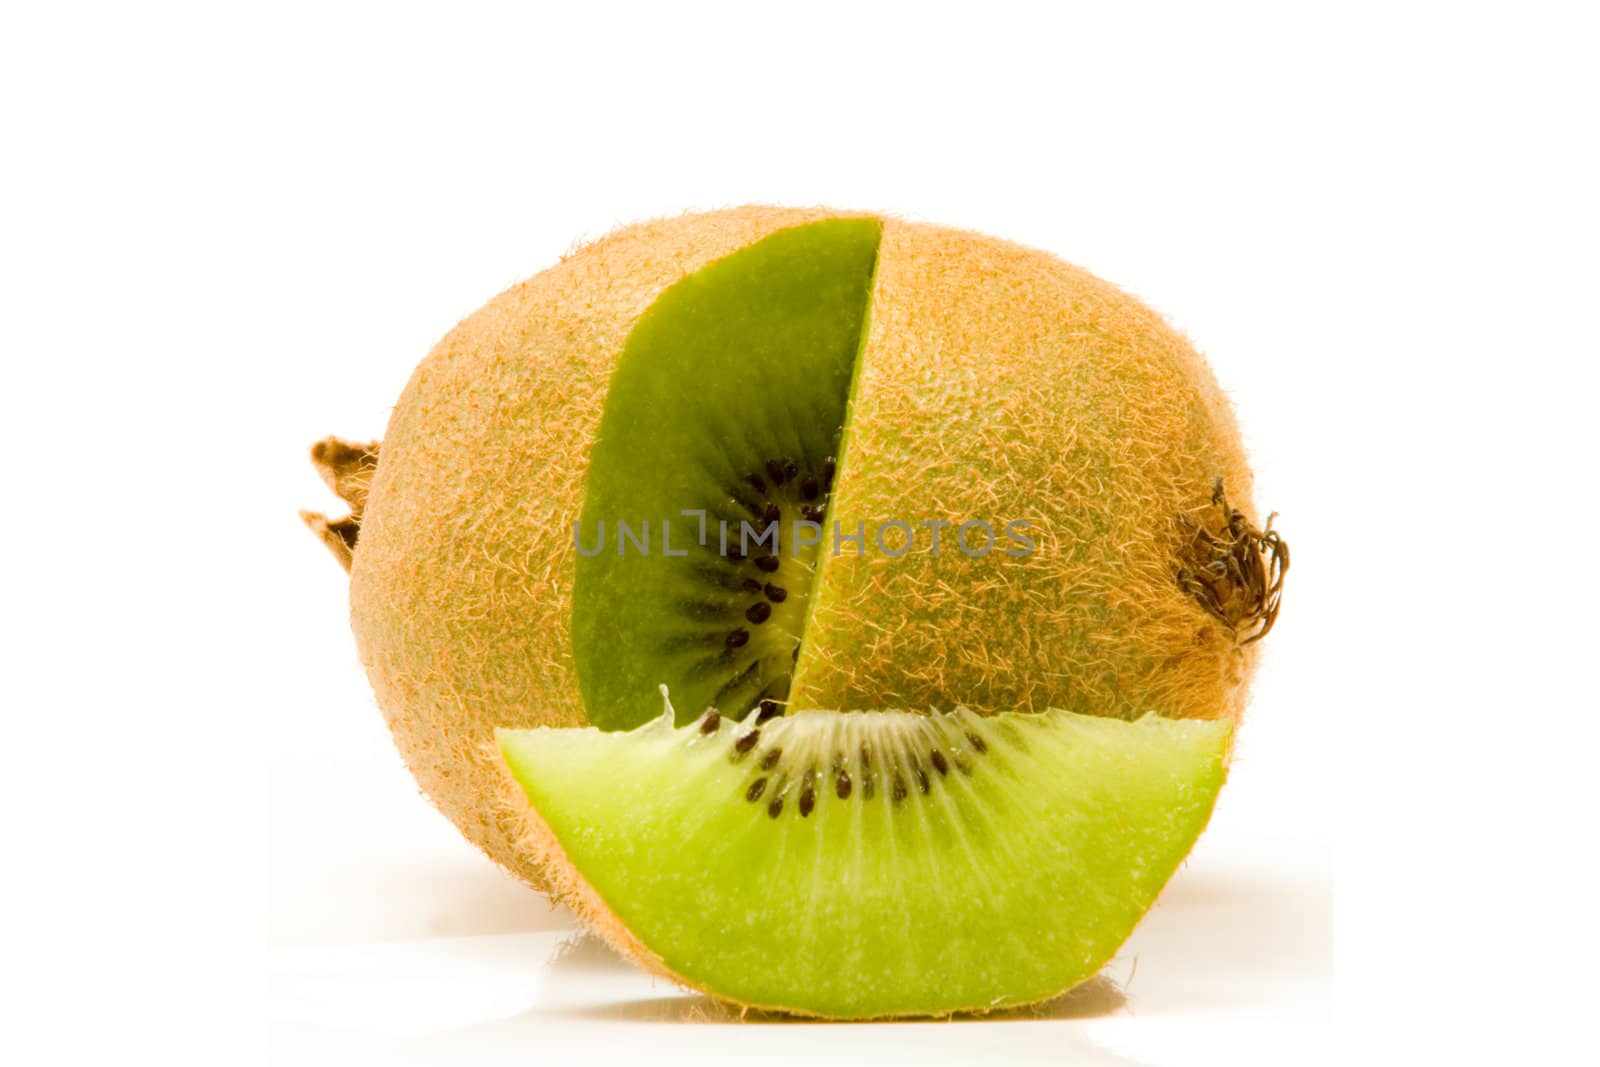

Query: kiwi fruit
[496,693,1233,1018]
[304,206,1286,890]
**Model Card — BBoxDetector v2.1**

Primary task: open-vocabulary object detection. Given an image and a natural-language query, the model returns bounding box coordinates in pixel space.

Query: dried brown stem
[1176,479,1288,645]
[300,436,380,572]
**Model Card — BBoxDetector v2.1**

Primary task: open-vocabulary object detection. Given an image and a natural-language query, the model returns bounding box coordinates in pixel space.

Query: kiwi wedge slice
[571,218,879,729]
[498,698,1231,1018]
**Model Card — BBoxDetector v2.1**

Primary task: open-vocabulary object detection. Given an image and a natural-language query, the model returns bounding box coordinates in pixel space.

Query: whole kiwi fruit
[304,206,1285,888]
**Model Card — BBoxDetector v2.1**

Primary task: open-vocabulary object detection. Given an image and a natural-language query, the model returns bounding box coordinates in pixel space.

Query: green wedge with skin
[498,697,1231,1019]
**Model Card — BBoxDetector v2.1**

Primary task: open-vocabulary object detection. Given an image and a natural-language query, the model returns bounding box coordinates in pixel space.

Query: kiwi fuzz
[324,206,1283,887]
[348,208,855,883]
[787,219,1264,719]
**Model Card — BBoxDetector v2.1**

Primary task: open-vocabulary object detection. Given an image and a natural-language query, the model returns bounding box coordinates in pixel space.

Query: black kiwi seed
[782,459,799,480]
[746,473,767,493]
[699,710,721,734]
[767,795,784,818]
[801,505,825,524]
[967,731,988,754]
[741,577,763,593]
[746,601,772,625]
[765,583,788,603]
[822,456,836,484]
[746,777,767,802]
[891,774,908,803]
[735,729,761,754]
[765,459,788,485]
[930,749,949,776]
[800,475,820,501]
[913,763,930,794]
[835,771,852,799]
[756,699,782,723]
[763,503,781,525]
[799,781,816,817]
[759,747,782,770]
[726,629,749,650]
[755,555,780,573]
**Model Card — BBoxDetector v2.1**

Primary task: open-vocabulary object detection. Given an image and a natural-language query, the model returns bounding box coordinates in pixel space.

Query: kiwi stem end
[1176,479,1288,645]
[302,435,380,572]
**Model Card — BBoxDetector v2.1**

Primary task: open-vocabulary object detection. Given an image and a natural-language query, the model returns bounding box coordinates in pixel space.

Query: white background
[4,3,1597,1064]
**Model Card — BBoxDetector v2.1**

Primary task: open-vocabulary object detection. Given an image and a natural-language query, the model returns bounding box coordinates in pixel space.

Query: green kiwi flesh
[572,218,881,730]
[498,699,1231,1018]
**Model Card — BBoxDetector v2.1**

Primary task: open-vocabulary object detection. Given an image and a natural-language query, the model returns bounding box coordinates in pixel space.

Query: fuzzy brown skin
[337,207,1263,887]
[350,208,850,884]
[789,220,1257,719]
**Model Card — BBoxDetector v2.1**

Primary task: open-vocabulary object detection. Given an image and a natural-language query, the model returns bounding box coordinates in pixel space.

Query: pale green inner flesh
[499,706,1230,1017]
[572,219,881,730]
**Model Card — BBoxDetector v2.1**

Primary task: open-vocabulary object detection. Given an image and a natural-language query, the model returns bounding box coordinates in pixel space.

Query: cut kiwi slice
[571,218,880,730]
[498,697,1231,1018]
